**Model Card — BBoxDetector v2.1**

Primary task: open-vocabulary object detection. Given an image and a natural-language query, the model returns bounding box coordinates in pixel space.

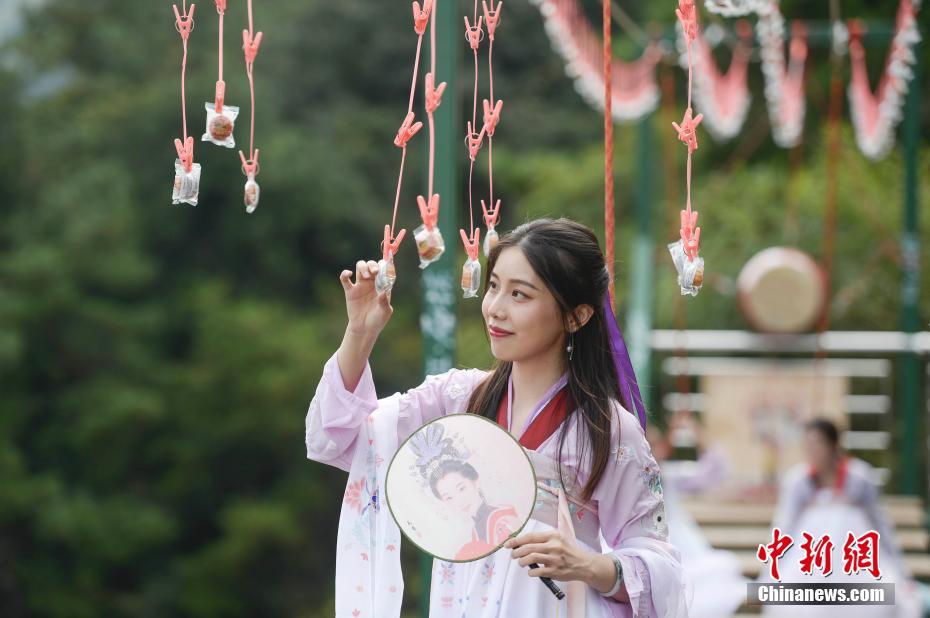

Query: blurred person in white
[761,418,925,617]
[646,424,747,618]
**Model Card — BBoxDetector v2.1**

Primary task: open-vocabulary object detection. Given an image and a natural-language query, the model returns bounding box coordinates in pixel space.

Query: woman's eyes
[488,281,527,299]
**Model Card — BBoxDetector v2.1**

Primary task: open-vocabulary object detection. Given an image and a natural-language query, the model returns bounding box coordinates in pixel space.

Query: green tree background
[0,0,927,615]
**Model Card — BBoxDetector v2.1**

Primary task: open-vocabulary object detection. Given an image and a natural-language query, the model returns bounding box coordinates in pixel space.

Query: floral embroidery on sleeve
[444,383,467,400]
[611,444,632,466]
[639,463,664,499]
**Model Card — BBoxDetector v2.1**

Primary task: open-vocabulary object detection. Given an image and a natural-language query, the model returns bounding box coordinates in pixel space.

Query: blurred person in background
[647,423,747,618]
[761,418,925,617]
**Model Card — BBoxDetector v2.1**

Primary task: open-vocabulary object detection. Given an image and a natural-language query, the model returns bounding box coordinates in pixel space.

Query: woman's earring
[566,331,574,361]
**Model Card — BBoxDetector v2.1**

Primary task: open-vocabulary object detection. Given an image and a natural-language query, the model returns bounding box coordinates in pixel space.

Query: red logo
[756,529,882,581]
[757,527,794,581]
[843,531,881,579]
[799,532,834,576]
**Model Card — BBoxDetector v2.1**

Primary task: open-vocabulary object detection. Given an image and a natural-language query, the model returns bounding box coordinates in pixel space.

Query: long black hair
[465,218,625,502]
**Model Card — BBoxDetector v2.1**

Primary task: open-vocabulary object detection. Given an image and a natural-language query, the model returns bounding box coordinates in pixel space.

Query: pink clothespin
[173,3,196,40]
[482,99,503,137]
[675,0,698,44]
[481,199,501,228]
[214,0,226,14]
[214,80,226,111]
[672,107,703,153]
[482,1,502,41]
[174,136,195,172]
[417,194,441,230]
[242,29,263,65]
[412,0,433,36]
[465,121,485,160]
[394,112,423,148]
[381,225,407,261]
[425,73,447,114]
[239,149,260,177]
[679,210,701,260]
[464,16,484,50]
[682,227,701,261]
[460,228,481,261]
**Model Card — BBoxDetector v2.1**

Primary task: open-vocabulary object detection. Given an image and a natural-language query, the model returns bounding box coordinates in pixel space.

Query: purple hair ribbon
[603,293,647,431]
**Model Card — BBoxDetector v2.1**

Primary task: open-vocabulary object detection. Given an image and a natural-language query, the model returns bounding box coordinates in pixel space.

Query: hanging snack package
[668,240,704,297]
[375,257,397,294]
[244,175,260,213]
[461,257,481,298]
[202,102,240,148]
[483,226,499,257]
[413,224,445,269]
[172,159,202,206]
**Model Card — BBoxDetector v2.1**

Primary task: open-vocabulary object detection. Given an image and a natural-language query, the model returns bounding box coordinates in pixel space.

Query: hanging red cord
[460,0,504,298]
[203,0,240,148]
[375,0,434,294]
[686,19,752,142]
[463,4,485,248]
[669,0,705,297]
[481,1,503,258]
[239,0,263,213]
[415,0,448,270]
[658,64,694,419]
[172,2,202,207]
[459,0,484,299]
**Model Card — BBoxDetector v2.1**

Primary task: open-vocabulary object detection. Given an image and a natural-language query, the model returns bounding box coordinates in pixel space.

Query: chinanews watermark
[748,528,895,606]
[748,583,894,605]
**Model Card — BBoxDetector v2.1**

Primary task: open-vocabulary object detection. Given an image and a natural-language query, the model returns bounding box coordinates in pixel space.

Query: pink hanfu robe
[305,353,690,617]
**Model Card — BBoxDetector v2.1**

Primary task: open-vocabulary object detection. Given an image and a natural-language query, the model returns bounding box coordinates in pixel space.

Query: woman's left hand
[503,530,596,583]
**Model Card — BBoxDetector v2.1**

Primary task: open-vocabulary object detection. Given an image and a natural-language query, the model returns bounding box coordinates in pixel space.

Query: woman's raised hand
[340,259,394,338]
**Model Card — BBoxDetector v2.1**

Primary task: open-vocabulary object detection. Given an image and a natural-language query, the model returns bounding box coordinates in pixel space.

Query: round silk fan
[386,414,537,562]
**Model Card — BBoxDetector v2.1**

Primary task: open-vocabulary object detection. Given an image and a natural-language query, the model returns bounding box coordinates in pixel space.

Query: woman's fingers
[355,260,370,281]
[517,552,552,568]
[505,531,555,549]
[367,260,379,274]
[527,565,557,578]
[339,270,354,291]
[510,542,548,559]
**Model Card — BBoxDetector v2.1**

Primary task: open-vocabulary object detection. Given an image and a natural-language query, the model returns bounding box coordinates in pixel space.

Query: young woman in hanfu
[306,218,689,617]
[760,418,923,618]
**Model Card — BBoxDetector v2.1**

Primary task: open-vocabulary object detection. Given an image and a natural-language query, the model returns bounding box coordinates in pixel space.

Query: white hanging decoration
[704,0,764,17]
[755,0,808,148]
[847,0,922,160]
[530,0,662,123]
[677,19,753,141]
